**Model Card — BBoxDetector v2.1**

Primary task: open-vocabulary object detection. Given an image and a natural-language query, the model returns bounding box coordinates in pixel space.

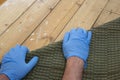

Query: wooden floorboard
[94,10,120,27]
[0,0,60,59]
[0,0,120,59]
[23,0,85,50]
[0,0,36,35]
[55,0,109,41]
[93,0,120,27]
[104,0,120,14]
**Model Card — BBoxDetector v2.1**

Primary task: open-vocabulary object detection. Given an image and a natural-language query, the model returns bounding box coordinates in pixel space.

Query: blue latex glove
[62,28,92,67]
[0,45,38,80]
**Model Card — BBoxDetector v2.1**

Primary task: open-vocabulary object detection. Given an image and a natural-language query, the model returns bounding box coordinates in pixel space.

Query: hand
[62,28,92,66]
[0,45,38,80]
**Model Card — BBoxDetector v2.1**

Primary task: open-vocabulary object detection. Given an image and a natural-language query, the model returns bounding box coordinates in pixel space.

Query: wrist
[65,54,88,68]
[65,52,88,63]
[0,74,9,80]
[63,57,84,80]
[66,57,84,67]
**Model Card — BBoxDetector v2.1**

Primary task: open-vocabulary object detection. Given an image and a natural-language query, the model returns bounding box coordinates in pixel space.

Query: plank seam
[91,0,110,28]
[21,0,61,45]
[52,0,86,41]
[54,0,86,41]
[0,0,37,37]
[49,0,85,37]
[102,9,120,15]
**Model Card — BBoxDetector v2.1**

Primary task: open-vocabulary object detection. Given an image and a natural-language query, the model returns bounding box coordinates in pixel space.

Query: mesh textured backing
[24,17,120,80]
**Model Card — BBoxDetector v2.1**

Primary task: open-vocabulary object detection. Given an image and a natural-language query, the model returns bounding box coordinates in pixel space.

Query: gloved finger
[69,28,77,39]
[77,28,87,36]
[20,45,29,53]
[20,46,29,60]
[15,44,21,48]
[14,44,21,52]
[63,32,70,44]
[27,56,39,71]
[87,31,92,43]
[82,28,87,35]
[70,28,76,34]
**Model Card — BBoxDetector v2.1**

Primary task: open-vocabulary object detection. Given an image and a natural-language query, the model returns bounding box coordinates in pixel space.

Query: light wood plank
[23,0,85,50]
[55,0,108,41]
[0,0,36,35]
[94,10,120,27]
[0,0,60,59]
[93,0,120,27]
[104,0,120,14]
[0,0,6,5]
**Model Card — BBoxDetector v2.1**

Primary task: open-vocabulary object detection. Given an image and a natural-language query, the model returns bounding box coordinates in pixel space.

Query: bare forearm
[62,57,84,80]
[0,74,9,80]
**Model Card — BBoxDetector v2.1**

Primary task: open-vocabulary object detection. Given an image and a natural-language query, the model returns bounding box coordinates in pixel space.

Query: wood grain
[55,0,108,41]
[0,0,36,35]
[0,0,60,59]
[104,0,120,14]
[94,10,120,27]
[23,0,85,50]
[0,0,120,60]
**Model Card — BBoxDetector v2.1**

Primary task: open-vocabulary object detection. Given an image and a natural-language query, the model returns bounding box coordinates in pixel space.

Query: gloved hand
[0,45,38,80]
[62,28,92,67]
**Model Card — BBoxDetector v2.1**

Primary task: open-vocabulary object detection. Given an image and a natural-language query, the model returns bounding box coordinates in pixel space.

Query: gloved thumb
[27,56,39,71]
[63,32,70,44]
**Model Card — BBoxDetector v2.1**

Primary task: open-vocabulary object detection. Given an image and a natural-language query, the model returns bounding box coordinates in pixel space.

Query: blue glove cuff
[0,72,17,80]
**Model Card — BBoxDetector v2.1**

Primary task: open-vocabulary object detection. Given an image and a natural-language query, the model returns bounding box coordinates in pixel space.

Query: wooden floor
[0,0,120,59]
